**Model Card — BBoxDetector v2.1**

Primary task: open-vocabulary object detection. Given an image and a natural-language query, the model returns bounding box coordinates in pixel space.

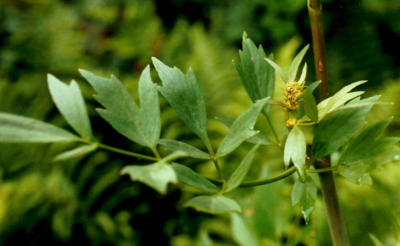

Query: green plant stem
[263,107,281,145]
[309,1,349,245]
[208,166,296,187]
[308,165,338,173]
[97,143,158,161]
[212,158,225,182]
[151,146,162,161]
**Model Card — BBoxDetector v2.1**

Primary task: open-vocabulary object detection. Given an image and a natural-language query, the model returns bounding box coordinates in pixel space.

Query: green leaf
[298,63,307,83]
[231,213,259,246]
[216,117,274,146]
[312,96,379,160]
[120,151,187,194]
[235,34,275,115]
[185,195,241,214]
[319,80,367,119]
[172,163,220,193]
[52,143,98,162]
[284,126,307,179]
[152,57,211,150]
[302,90,318,122]
[289,45,309,82]
[338,118,400,184]
[297,81,321,120]
[265,58,288,84]
[158,139,211,159]
[216,98,268,158]
[225,144,260,192]
[48,74,93,140]
[369,234,384,246]
[0,113,79,142]
[80,66,160,148]
[291,176,317,223]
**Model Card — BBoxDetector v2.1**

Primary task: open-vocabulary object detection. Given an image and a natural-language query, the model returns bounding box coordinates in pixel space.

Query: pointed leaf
[225,144,259,192]
[312,96,379,160]
[172,163,220,193]
[302,90,318,122]
[152,58,211,150]
[48,74,93,140]
[120,151,186,194]
[299,63,307,83]
[235,35,275,115]
[265,58,288,84]
[284,126,307,178]
[216,117,274,146]
[52,143,98,162]
[0,113,79,142]
[158,139,211,159]
[291,176,316,223]
[289,45,309,82]
[338,118,400,184]
[216,98,268,158]
[231,213,259,246]
[185,195,241,214]
[297,81,321,120]
[369,234,384,246]
[80,66,160,148]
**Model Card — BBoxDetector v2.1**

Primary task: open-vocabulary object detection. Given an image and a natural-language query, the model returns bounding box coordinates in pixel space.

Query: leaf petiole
[97,143,158,161]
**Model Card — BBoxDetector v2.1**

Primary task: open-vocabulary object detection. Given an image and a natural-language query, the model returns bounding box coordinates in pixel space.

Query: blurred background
[1,0,400,245]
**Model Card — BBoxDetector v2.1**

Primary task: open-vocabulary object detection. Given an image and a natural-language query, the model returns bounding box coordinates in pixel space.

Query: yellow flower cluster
[284,82,304,110]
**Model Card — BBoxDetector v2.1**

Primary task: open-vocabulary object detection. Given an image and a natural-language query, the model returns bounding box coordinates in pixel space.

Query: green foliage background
[0,0,400,245]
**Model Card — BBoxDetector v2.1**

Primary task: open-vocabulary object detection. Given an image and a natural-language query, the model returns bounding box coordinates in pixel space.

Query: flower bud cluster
[283,82,303,110]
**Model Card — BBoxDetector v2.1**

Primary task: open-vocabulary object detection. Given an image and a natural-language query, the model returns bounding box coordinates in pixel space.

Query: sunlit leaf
[120,151,187,194]
[298,63,307,83]
[48,74,93,140]
[284,126,307,178]
[338,118,400,184]
[291,176,316,223]
[216,117,274,146]
[172,163,220,193]
[52,143,98,162]
[0,113,79,143]
[158,139,211,159]
[152,57,211,151]
[225,144,259,192]
[231,213,259,246]
[216,98,267,158]
[265,58,288,84]
[297,81,321,120]
[185,195,241,214]
[302,90,318,122]
[234,33,275,115]
[80,66,160,148]
[312,96,379,160]
[289,45,309,82]
[369,233,384,246]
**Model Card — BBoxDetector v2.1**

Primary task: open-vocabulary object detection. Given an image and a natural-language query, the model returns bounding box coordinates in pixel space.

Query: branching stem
[97,143,158,161]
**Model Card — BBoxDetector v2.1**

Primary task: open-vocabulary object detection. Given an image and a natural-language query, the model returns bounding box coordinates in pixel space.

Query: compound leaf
[48,74,93,141]
[152,57,211,150]
[0,113,79,143]
[216,98,267,158]
[225,144,260,192]
[284,126,307,179]
[159,139,211,159]
[291,176,317,223]
[185,195,241,214]
[80,66,160,148]
[172,163,220,193]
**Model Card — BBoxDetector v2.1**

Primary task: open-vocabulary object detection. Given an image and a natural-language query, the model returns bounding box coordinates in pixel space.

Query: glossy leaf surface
[158,139,211,159]
[284,126,307,178]
[80,67,160,148]
[0,113,79,143]
[216,98,267,158]
[185,195,241,214]
[48,74,93,140]
[152,57,211,150]
[172,163,220,193]
[291,176,317,223]
[225,144,259,192]
[312,96,378,160]
[52,144,98,162]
